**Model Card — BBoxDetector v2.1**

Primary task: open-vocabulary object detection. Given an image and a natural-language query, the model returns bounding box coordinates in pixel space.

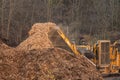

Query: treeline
[0,0,120,46]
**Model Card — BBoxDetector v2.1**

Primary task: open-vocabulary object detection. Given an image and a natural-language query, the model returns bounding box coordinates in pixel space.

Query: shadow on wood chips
[0,22,103,80]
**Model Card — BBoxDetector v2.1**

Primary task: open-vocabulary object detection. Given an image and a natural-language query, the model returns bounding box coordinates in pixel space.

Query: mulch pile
[0,39,15,56]
[0,22,103,80]
[16,22,56,51]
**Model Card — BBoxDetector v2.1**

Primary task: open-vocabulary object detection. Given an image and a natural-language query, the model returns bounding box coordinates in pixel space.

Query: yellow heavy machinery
[49,26,80,55]
[77,44,94,59]
[77,37,91,51]
[49,26,120,76]
[93,40,111,74]
[48,26,95,65]
[110,40,120,73]
[77,45,91,50]
[93,40,120,76]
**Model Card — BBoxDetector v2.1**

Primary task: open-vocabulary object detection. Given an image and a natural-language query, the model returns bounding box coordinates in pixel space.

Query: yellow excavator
[49,26,120,76]
[48,26,95,65]
[93,40,120,76]
[76,39,94,59]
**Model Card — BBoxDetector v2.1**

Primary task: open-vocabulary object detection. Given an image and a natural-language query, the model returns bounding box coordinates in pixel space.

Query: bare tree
[47,0,52,21]
[7,0,14,39]
[31,0,35,25]
[1,0,4,36]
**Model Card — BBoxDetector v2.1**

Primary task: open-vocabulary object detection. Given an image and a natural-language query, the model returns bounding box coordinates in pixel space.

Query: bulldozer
[93,40,120,76]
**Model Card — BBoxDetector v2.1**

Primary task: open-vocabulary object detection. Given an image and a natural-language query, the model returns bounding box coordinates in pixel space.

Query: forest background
[0,0,120,46]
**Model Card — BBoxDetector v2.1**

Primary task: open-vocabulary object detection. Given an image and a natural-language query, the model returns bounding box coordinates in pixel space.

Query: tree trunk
[7,0,14,39]
[47,0,52,21]
[1,0,4,37]
[31,1,35,26]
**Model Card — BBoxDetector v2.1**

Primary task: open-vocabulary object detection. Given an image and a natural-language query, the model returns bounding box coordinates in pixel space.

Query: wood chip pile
[0,22,103,80]
[16,22,56,51]
[0,39,15,56]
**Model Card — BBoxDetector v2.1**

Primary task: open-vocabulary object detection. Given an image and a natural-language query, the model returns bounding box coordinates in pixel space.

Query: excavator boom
[56,27,80,55]
[48,26,95,66]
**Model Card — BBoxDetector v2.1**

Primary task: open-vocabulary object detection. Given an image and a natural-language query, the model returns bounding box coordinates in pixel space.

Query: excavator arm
[48,26,95,66]
[56,27,80,55]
